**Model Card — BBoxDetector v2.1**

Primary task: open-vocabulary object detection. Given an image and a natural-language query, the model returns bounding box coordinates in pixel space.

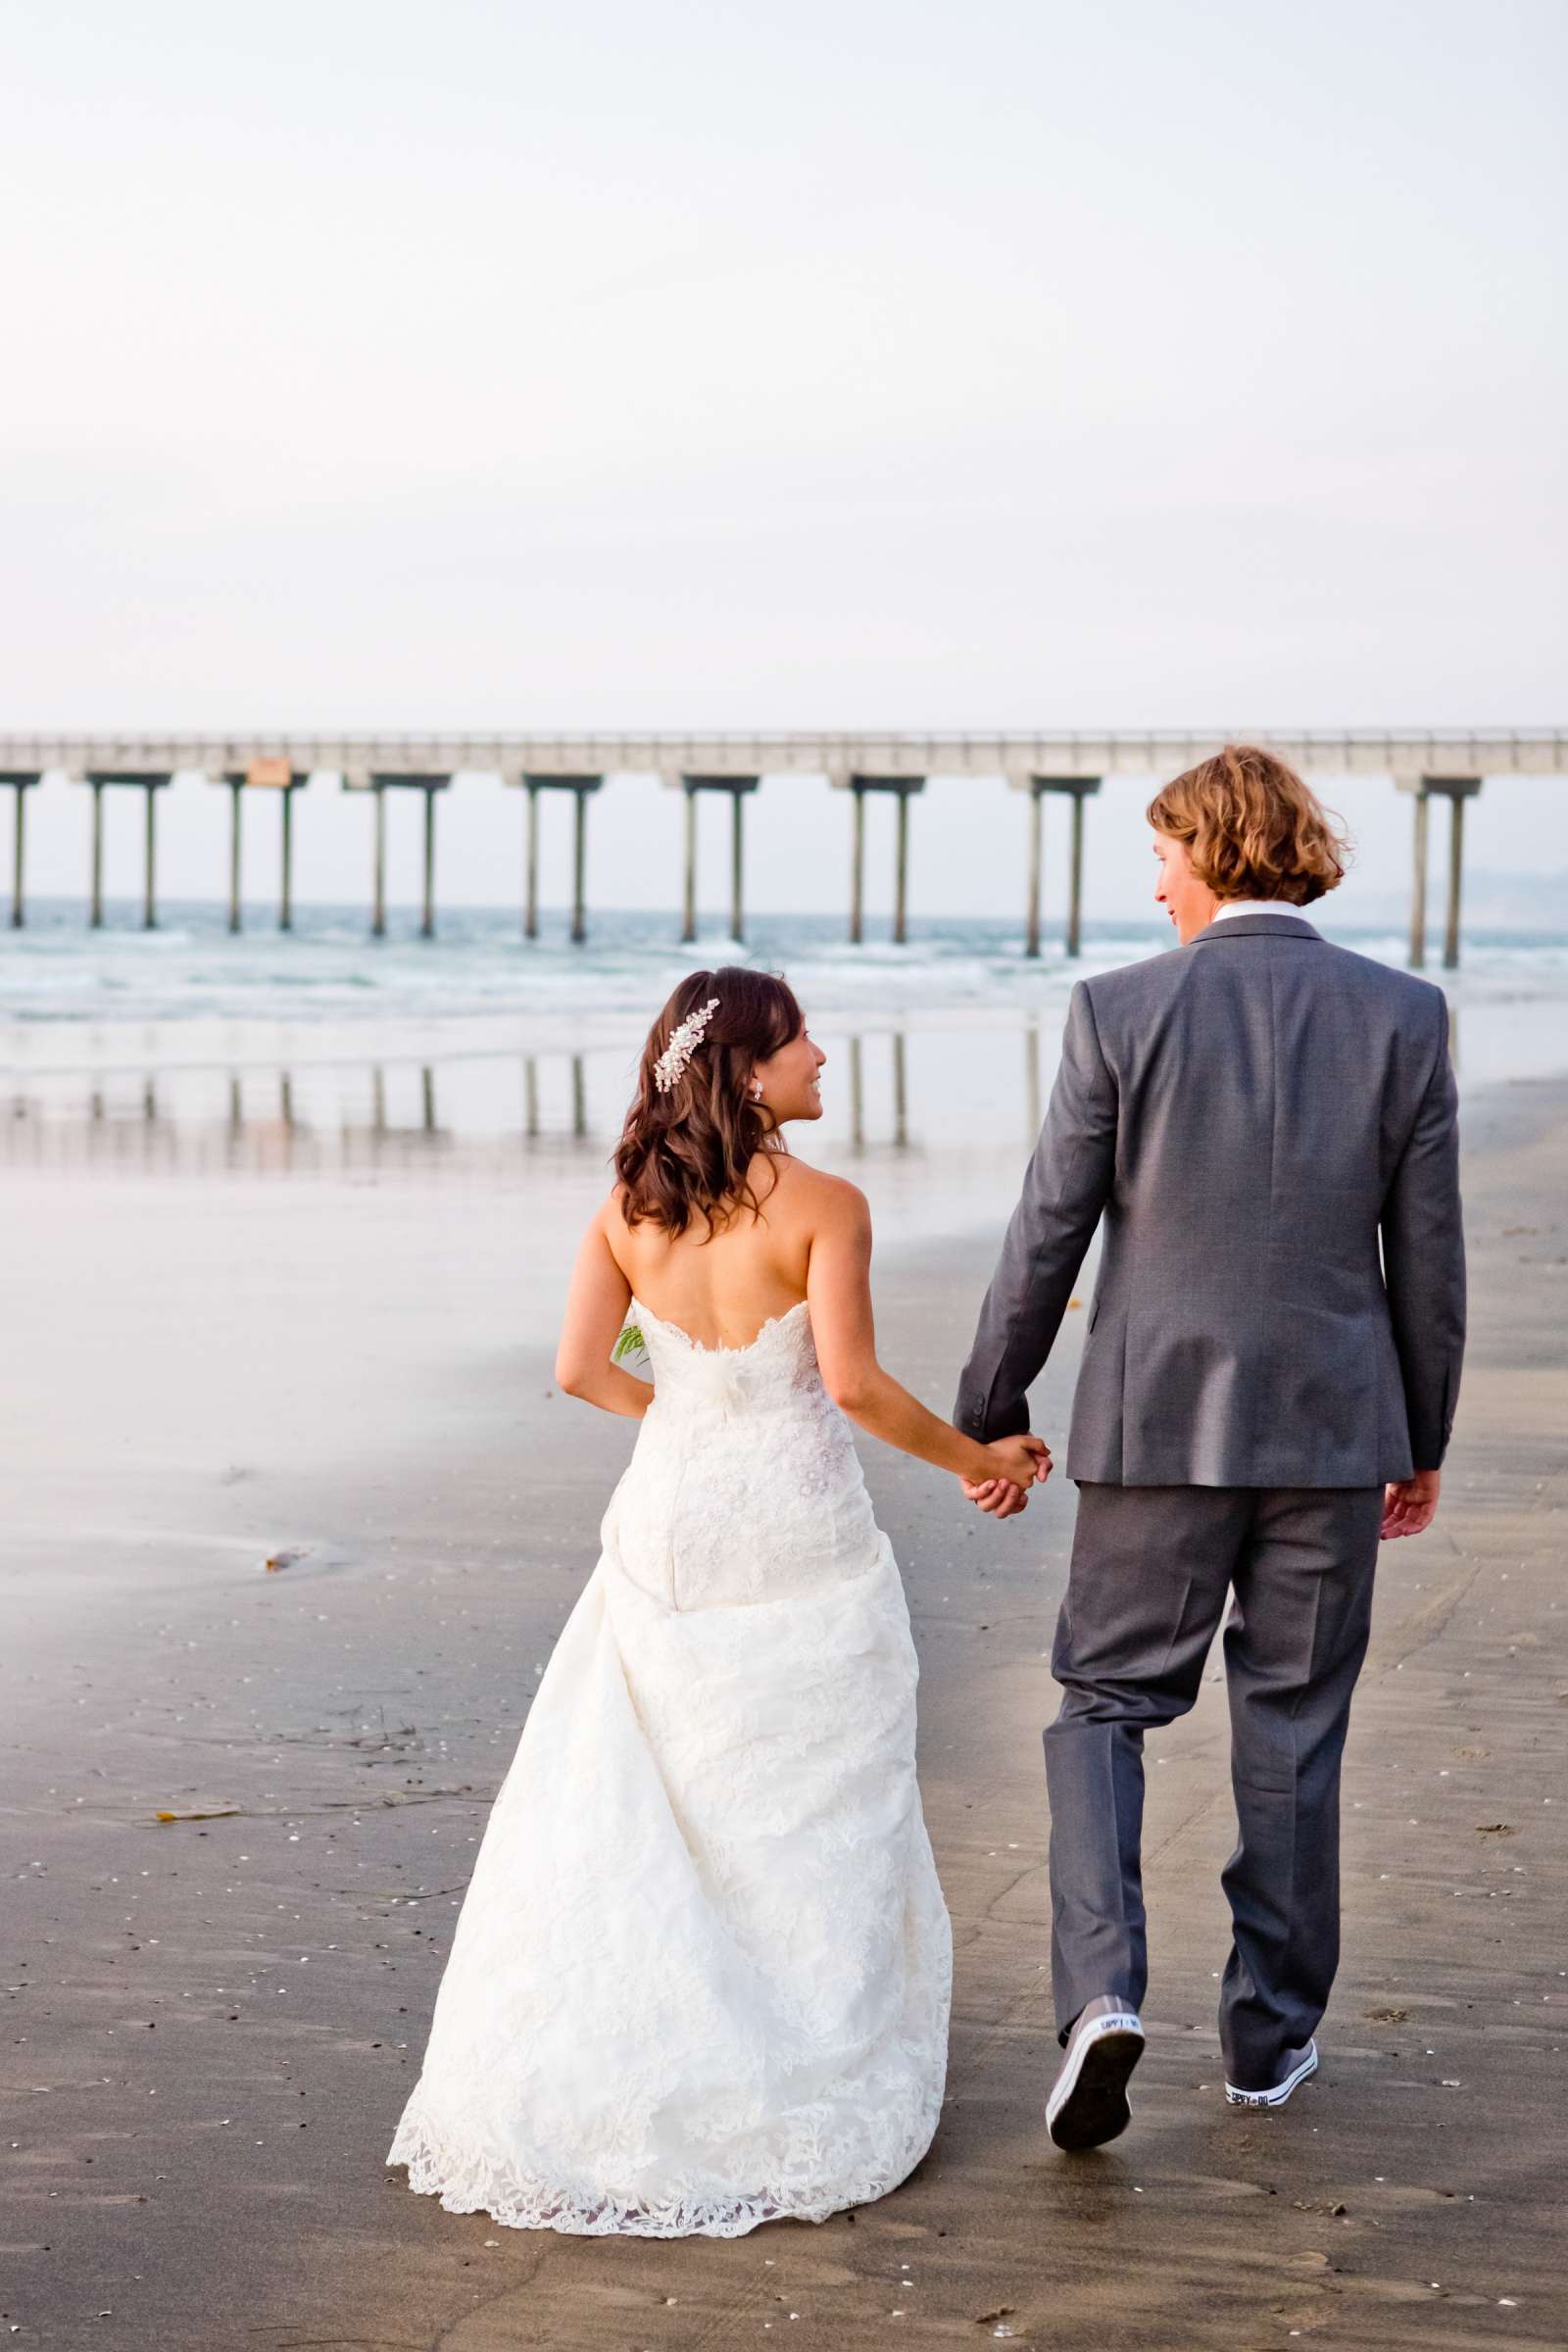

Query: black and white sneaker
[1224,2039,1319,2108]
[1047,1994,1146,2151]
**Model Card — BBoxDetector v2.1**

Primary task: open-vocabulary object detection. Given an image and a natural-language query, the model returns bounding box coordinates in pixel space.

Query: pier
[219,759,309,931]
[2,730,1562,966]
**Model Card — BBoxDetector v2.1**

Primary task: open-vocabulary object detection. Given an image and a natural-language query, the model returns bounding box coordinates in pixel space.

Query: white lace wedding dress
[386,1295,952,2237]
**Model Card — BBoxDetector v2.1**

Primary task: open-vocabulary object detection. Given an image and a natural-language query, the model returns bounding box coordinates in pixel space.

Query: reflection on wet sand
[1,1030,944,1179]
[0,993,1476,1185]
[8,1059,473,1178]
[846,1031,911,1153]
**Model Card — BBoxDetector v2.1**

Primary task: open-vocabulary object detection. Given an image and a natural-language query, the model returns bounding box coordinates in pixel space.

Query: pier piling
[521,780,606,945]
[421,786,437,940]
[524,784,540,939]
[1400,774,1482,969]
[681,785,697,944]
[1047,777,1100,957]
[731,788,746,945]
[571,789,589,946]
[1013,775,1100,956]
[514,776,603,943]
[835,774,926,945]
[1446,797,1465,971]
[1430,776,1483,971]
[2,772,40,928]
[81,772,172,929]
[1021,779,1044,958]
[1066,785,1093,956]
[345,772,451,939]
[668,776,760,945]
[90,780,104,926]
[280,783,296,931]
[143,785,156,928]
[226,778,243,932]
[219,765,307,932]
[894,794,911,947]
[1402,779,1431,967]
[372,785,386,937]
[851,785,865,946]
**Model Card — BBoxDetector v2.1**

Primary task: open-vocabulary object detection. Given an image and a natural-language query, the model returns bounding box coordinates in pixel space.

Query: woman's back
[605,1151,824,1352]
[605,1154,880,1613]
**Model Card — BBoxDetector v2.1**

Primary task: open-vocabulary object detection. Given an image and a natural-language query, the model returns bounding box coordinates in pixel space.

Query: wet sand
[3,1075,1566,2350]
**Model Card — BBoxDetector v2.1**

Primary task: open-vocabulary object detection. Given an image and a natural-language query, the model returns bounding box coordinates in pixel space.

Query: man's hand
[960,1476,1029,1519]
[959,1434,1050,1520]
[1381,1468,1441,1539]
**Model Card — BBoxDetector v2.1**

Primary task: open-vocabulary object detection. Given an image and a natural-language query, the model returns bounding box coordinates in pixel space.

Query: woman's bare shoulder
[765,1153,869,1229]
[598,1182,646,1258]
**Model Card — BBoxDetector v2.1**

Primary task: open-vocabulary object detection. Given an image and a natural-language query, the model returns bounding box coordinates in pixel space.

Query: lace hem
[385,2098,942,2240]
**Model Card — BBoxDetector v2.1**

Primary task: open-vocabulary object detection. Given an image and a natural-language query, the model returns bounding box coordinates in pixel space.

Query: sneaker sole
[1048,2014,1146,2151]
[1224,2044,1319,2108]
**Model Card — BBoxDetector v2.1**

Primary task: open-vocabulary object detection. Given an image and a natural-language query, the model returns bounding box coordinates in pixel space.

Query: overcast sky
[2,0,1562,914]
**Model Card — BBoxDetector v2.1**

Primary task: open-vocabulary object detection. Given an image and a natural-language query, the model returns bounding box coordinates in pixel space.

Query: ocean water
[6,895,1568,1028]
[3,899,1565,1200]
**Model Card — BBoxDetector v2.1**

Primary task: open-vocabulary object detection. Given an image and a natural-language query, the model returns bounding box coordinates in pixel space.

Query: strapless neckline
[629,1295,810,1358]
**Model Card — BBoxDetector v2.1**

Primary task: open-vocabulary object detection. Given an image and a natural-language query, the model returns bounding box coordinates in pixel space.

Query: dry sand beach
[3,1000,1567,2352]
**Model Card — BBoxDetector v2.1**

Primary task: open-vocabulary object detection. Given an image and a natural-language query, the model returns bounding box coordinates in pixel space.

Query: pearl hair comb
[654,997,720,1094]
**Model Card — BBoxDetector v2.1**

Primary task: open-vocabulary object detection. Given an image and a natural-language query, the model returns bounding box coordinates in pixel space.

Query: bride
[387,968,1050,2236]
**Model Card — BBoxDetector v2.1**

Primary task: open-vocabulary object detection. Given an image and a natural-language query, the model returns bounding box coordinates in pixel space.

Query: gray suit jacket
[954,913,1465,1487]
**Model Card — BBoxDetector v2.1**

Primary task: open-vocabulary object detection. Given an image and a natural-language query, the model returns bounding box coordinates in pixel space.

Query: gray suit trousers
[1046,1481,1383,2085]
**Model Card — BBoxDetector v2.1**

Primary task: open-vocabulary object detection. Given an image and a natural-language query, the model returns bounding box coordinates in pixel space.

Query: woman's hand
[986,1434,1052,1490]
[960,1435,1051,1518]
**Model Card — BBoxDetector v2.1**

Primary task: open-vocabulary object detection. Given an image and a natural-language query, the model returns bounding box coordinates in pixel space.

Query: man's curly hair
[1147,743,1350,906]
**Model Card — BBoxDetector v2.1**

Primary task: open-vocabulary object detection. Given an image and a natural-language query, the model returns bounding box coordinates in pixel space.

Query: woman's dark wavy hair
[614,966,804,1237]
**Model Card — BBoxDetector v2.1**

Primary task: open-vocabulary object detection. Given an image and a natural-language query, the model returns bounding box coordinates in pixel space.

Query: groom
[953,744,1465,2151]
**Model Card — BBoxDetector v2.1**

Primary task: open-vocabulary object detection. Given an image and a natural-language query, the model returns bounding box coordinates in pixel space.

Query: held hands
[961,1433,1052,1520]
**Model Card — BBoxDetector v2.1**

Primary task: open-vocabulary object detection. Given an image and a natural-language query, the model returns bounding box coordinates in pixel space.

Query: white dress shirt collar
[1212,899,1317,927]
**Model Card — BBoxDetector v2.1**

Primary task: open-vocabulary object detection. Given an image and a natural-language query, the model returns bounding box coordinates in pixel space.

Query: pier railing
[4,729,1564,968]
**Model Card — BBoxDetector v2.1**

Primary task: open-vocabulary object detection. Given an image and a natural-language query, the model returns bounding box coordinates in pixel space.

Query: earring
[751,1080,764,1102]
